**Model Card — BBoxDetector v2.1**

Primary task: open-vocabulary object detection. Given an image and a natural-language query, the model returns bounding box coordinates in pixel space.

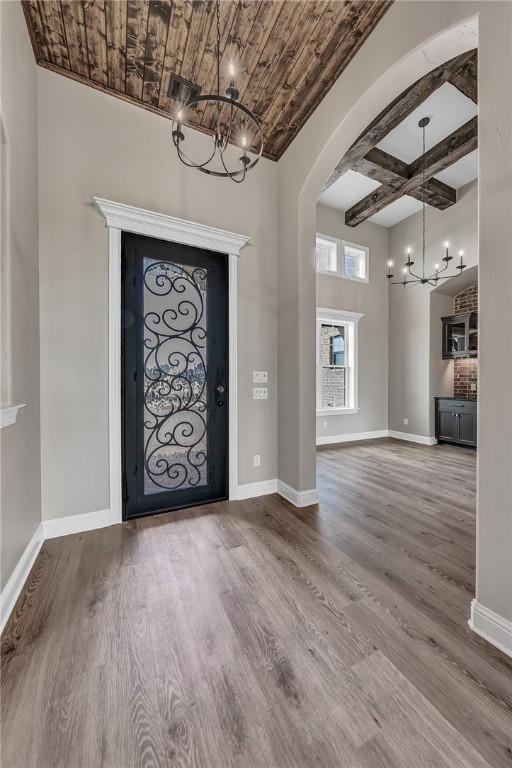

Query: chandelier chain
[422,121,426,279]
[216,1,220,97]
[385,115,467,287]
[170,0,263,180]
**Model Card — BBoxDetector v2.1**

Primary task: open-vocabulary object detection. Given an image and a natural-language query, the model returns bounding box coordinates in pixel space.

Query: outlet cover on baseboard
[253,454,261,467]
[403,418,408,425]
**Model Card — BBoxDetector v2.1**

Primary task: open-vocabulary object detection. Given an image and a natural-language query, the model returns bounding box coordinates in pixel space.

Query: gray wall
[388,181,478,437]
[0,2,41,589]
[37,68,278,520]
[429,291,455,434]
[316,204,389,439]
[476,6,512,625]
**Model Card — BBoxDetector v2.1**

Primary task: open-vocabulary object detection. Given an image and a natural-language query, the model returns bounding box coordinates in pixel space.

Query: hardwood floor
[2,438,512,767]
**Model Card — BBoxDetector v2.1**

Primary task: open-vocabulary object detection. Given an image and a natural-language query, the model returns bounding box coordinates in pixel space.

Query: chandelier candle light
[171,0,263,183]
[386,117,467,286]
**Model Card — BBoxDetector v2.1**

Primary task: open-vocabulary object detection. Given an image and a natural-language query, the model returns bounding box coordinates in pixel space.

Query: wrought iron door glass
[143,257,208,493]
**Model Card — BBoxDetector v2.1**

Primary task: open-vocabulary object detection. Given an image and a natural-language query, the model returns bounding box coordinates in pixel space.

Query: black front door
[122,233,228,520]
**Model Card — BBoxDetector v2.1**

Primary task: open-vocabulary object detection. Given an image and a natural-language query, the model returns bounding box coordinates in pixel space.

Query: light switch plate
[253,371,268,383]
[253,387,268,400]
[403,417,409,425]
[253,454,261,467]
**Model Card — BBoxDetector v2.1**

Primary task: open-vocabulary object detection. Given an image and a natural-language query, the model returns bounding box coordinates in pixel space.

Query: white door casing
[94,197,249,525]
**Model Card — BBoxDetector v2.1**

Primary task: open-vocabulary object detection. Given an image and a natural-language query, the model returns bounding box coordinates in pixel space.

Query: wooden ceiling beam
[325,48,478,191]
[354,147,457,209]
[410,178,456,209]
[353,147,408,188]
[345,116,477,226]
[446,49,478,103]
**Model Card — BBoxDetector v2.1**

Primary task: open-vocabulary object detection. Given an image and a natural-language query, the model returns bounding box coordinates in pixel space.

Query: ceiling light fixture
[171,0,263,183]
[386,117,467,286]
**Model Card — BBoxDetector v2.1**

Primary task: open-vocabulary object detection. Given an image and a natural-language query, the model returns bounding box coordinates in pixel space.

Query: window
[316,235,338,274]
[320,324,346,409]
[342,241,368,282]
[316,308,364,414]
[316,234,369,282]
[330,331,345,366]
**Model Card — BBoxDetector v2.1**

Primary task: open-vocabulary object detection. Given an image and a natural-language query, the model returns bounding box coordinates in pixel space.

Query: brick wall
[454,283,478,313]
[321,367,346,408]
[453,283,478,398]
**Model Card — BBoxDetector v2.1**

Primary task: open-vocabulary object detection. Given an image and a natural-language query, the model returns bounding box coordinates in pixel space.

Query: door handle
[216,385,225,394]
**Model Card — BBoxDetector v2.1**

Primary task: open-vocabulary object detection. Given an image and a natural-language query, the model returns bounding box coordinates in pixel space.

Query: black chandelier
[386,117,467,286]
[171,0,263,183]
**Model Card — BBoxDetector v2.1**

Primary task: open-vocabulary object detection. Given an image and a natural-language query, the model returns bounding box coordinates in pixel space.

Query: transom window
[316,234,369,283]
[315,235,338,274]
[316,308,363,414]
[342,241,368,281]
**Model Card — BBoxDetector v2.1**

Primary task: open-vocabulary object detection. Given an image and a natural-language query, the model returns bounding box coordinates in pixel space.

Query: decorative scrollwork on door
[143,257,208,493]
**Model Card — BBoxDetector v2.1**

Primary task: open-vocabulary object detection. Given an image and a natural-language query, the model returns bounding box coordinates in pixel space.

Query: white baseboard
[469,599,512,658]
[388,430,437,446]
[0,523,44,634]
[236,479,278,500]
[277,480,318,508]
[317,430,388,446]
[316,429,437,447]
[1,510,111,633]
[237,478,320,508]
[43,508,111,539]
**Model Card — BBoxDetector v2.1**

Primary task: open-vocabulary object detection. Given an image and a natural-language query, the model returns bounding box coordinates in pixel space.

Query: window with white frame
[316,234,369,283]
[315,234,338,274]
[316,308,363,414]
[341,241,368,281]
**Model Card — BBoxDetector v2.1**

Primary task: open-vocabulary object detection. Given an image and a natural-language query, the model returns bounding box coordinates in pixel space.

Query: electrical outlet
[253,371,268,383]
[253,454,261,467]
[323,420,327,428]
[253,387,268,400]
[403,417,409,425]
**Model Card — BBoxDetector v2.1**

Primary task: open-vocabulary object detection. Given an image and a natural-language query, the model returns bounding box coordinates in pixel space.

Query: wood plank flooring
[2,438,512,767]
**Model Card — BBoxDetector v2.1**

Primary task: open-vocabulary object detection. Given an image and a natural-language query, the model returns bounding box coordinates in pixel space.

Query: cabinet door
[468,313,478,356]
[438,411,457,442]
[443,318,467,358]
[458,413,477,446]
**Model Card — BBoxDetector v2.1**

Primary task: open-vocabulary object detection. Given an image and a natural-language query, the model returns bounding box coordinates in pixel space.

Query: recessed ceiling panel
[319,170,381,212]
[435,149,478,188]
[377,82,478,163]
[368,196,423,227]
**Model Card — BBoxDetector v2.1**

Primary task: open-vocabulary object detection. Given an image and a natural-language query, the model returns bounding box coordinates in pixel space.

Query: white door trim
[94,197,250,525]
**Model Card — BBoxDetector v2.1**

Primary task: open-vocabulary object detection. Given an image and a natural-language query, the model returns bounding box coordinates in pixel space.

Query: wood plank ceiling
[22,0,392,161]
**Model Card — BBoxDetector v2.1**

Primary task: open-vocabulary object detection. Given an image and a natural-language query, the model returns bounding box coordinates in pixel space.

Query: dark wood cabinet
[442,312,478,359]
[435,398,477,447]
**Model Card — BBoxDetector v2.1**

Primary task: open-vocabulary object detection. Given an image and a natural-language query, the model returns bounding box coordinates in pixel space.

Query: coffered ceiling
[319,49,478,227]
[22,0,392,161]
